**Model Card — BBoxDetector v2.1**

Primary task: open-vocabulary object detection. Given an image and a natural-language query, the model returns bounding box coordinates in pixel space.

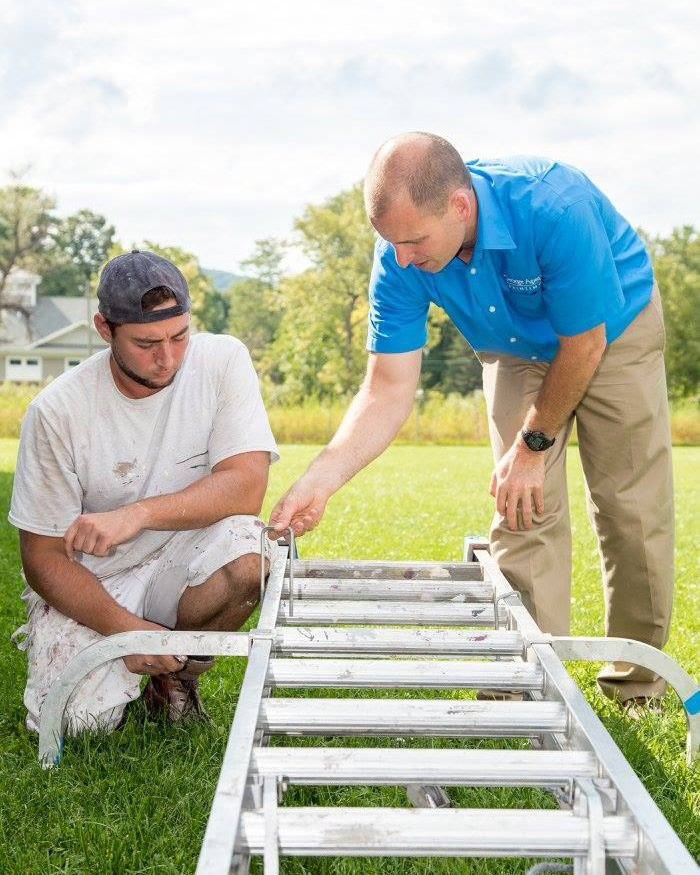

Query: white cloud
[1,0,698,269]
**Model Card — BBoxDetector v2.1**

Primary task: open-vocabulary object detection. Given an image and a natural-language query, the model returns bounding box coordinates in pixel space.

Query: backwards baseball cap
[97,250,191,324]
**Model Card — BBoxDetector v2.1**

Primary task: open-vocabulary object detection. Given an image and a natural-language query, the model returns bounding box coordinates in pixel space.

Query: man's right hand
[268,352,422,538]
[268,476,331,537]
[123,653,185,676]
[121,619,186,676]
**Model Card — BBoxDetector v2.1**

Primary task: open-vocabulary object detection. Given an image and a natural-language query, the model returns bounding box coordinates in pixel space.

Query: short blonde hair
[364,132,471,219]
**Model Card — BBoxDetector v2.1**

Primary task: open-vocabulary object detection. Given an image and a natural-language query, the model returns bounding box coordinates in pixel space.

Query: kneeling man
[10,250,278,733]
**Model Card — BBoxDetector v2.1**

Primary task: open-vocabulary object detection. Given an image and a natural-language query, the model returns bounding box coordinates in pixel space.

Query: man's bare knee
[221,552,264,604]
[176,554,264,630]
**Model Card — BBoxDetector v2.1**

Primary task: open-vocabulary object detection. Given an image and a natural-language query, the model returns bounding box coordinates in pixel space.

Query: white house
[0,268,107,382]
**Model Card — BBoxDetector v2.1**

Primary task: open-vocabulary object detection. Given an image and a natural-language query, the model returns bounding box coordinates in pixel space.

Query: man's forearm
[306,381,414,494]
[489,327,606,532]
[21,546,147,637]
[137,463,267,531]
[268,351,421,535]
[62,453,270,560]
[522,330,606,439]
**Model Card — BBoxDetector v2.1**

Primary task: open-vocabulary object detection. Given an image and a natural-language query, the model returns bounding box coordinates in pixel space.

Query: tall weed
[0,382,697,444]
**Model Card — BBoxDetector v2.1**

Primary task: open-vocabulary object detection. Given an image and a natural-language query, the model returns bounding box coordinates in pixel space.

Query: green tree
[267,184,375,402]
[39,209,115,297]
[0,174,56,308]
[422,313,483,395]
[643,226,699,398]
[194,284,229,334]
[228,237,285,365]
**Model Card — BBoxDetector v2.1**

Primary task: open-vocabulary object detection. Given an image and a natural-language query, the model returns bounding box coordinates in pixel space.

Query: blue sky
[1,0,698,272]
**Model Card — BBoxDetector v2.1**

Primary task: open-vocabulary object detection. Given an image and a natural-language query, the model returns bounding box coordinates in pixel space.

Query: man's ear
[451,188,473,223]
[94,312,113,345]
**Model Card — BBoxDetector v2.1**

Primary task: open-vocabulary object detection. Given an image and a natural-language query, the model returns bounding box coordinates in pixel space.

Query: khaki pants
[480,287,674,701]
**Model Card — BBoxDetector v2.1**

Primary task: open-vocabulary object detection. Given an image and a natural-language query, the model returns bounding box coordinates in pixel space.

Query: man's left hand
[489,441,546,531]
[64,504,150,560]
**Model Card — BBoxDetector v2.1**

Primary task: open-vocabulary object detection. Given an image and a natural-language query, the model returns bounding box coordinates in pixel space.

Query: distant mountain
[203,268,246,293]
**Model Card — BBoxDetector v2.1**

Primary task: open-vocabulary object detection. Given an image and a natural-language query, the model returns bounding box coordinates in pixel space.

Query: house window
[65,357,83,371]
[5,356,43,382]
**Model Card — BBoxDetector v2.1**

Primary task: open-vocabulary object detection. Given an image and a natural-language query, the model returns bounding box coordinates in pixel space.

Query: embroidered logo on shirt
[504,275,542,294]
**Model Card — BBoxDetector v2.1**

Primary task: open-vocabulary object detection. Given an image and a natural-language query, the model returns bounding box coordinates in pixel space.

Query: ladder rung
[274,628,524,657]
[267,658,543,690]
[278,601,505,626]
[259,699,567,737]
[251,747,597,787]
[292,560,482,580]
[283,579,494,602]
[238,808,637,857]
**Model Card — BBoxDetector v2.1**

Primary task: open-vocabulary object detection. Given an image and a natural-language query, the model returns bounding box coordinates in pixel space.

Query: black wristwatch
[521,428,556,452]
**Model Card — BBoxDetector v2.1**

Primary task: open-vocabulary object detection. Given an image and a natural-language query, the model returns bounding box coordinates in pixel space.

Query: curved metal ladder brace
[466,536,700,766]
[548,636,699,765]
[38,532,294,768]
[38,628,251,767]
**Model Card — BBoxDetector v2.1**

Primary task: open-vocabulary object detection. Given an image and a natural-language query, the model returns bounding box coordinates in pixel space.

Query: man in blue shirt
[270,132,673,708]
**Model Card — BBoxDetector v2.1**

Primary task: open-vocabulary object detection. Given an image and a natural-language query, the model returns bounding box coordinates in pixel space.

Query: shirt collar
[471,171,517,253]
[438,170,516,273]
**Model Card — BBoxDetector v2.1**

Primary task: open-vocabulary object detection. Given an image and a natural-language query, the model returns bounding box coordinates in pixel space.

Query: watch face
[523,430,553,451]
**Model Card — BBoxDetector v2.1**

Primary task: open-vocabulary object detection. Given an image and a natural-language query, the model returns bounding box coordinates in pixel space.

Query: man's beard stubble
[110,342,177,391]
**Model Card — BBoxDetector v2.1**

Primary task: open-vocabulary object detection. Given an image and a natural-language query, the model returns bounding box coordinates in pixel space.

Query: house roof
[0,296,101,348]
[34,297,101,338]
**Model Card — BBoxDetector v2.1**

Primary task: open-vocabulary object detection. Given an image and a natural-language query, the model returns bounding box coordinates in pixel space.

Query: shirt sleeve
[208,342,280,469]
[537,198,624,336]
[8,403,84,537]
[366,239,431,353]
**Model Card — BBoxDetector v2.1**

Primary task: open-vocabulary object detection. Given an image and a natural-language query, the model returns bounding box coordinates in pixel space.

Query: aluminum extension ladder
[39,534,700,874]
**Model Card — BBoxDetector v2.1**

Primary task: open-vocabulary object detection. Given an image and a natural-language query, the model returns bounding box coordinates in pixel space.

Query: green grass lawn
[0,440,697,874]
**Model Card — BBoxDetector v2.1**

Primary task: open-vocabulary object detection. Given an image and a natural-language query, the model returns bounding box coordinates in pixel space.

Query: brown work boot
[143,656,214,723]
[621,695,664,722]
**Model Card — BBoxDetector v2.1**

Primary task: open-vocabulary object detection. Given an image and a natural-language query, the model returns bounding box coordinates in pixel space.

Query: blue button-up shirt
[367,156,654,361]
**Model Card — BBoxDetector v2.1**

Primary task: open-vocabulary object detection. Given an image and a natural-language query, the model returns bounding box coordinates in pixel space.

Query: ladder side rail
[194,546,288,875]
[475,550,699,875]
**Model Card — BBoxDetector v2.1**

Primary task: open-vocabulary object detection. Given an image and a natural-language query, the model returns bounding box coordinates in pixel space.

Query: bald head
[364,132,471,221]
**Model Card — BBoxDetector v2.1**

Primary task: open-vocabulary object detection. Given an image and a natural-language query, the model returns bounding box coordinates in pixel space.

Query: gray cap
[97,250,191,323]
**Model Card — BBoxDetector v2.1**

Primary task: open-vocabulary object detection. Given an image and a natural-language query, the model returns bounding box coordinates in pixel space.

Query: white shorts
[15,514,273,735]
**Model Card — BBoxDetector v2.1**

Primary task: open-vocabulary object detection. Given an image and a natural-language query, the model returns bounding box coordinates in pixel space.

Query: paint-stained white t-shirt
[9,333,279,579]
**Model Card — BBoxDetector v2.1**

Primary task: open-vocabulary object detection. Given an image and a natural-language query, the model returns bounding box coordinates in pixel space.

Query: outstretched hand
[268,477,331,538]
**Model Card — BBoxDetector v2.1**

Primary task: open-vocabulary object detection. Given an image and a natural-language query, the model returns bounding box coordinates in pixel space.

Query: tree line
[1,175,697,401]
